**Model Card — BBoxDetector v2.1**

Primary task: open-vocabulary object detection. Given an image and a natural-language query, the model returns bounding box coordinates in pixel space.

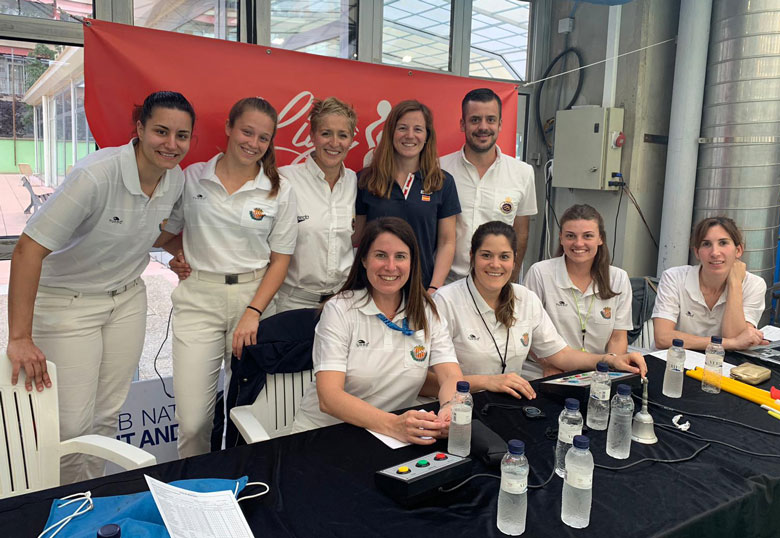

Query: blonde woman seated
[292,217,464,444]
[653,216,767,350]
[431,221,646,400]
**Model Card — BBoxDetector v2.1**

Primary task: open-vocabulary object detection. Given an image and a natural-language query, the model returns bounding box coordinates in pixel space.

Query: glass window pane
[382,0,451,72]
[270,0,358,59]
[135,0,238,41]
[470,0,530,81]
[0,0,91,22]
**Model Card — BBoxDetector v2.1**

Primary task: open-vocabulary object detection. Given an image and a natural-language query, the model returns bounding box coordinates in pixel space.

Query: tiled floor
[0,255,179,381]
[0,173,36,237]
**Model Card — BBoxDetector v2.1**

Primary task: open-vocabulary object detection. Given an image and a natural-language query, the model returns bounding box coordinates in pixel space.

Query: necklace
[466,278,510,373]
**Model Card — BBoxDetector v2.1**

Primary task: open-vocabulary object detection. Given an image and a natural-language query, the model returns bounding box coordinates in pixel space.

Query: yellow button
[396,466,411,474]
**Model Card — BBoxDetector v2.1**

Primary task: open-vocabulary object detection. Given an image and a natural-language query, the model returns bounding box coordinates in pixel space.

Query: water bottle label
[565,471,592,489]
[558,422,582,444]
[590,386,609,401]
[704,355,722,369]
[452,407,472,425]
[500,475,527,494]
[669,363,683,372]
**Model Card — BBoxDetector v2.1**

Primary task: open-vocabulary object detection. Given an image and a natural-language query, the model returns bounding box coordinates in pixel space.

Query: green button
[416,460,430,467]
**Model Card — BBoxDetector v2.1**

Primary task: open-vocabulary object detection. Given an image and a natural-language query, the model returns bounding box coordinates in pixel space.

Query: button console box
[375,452,473,506]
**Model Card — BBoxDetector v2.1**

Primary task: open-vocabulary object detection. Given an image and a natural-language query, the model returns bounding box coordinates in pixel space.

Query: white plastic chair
[230,369,313,443]
[0,356,157,498]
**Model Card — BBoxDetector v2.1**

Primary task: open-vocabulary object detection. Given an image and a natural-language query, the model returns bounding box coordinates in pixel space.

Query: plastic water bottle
[554,398,583,477]
[561,435,593,529]
[663,338,685,398]
[448,381,473,456]
[702,336,724,394]
[497,439,529,535]
[586,361,611,430]
[606,384,634,459]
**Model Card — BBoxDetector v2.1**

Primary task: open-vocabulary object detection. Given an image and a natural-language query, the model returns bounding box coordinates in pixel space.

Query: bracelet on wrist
[246,305,262,316]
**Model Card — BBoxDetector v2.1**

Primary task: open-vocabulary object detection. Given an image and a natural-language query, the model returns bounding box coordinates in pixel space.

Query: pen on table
[761,404,780,420]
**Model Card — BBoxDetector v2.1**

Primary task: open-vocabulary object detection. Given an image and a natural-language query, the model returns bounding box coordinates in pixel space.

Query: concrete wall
[524,0,680,278]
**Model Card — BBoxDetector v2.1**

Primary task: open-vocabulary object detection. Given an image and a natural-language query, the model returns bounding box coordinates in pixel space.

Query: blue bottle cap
[617,384,631,396]
[573,435,589,449]
[711,336,722,344]
[672,338,684,347]
[596,361,609,372]
[456,381,470,393]
[564,397,580,410]
[97,524,121,538]
[508,439,525,455]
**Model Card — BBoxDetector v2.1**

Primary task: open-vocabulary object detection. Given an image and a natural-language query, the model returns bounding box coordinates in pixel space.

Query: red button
[434,453,447,461]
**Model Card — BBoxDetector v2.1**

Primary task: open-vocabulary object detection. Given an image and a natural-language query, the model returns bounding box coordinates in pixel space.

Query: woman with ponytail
[156,97,298,457]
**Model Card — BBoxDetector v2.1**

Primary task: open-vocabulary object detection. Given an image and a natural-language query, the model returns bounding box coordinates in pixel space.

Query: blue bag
[40,476,249,538]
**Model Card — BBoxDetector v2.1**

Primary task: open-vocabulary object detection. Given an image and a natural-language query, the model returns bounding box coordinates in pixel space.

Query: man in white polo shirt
[441,88,537,284]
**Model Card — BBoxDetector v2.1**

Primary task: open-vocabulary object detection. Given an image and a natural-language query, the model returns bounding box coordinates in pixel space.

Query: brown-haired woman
[355,100,460,292]
[652,216,766,350]
[432,221,646,400]
[524,204,633,376]
[8,90,195,483]
[292,217,464,444]
[270,97,358,314]
[156,97,298,457]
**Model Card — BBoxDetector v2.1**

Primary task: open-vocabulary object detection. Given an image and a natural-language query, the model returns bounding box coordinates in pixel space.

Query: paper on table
[650,349,736,376]
[144,475,254,538]
[759,325,780,342]
[367,429,411,449]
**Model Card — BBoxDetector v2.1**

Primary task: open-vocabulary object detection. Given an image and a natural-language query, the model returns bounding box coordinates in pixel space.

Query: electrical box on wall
[552,107,625,190]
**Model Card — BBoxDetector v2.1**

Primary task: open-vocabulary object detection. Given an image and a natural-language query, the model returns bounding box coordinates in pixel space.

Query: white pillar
[656,0,712,275]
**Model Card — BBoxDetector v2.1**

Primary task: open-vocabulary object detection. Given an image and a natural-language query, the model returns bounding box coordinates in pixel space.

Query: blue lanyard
[376,313,414,336]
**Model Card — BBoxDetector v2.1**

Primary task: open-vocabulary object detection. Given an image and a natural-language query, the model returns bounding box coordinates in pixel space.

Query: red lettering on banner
[83,20,517,171]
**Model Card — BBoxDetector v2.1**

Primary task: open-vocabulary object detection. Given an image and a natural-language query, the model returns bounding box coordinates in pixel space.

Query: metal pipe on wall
[656,0,713,275]
[693,0,780,286]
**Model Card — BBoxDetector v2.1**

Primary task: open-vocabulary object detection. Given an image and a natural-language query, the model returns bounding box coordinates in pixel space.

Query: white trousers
[32,281,147,485]
[171,273,263,458]
[266,285,323,317]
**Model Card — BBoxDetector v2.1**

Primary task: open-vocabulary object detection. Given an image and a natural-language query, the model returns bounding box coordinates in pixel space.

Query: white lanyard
[401,172,415,200]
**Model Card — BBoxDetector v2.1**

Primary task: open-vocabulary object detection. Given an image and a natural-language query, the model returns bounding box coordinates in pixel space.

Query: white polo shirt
[164,154,298,273]
[25,139,184,293]
[292,289,459,432]
[652,264,766,336]
[440,146,537,282]
[525,256,633,354]
[279,157,356,294]
[434,276,566,380]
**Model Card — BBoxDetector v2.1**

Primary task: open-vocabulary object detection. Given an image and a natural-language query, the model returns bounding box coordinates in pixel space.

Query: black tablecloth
[1,356,779,538]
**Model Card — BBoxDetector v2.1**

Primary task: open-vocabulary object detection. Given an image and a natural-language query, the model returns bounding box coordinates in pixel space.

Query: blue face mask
[40,476,257,538]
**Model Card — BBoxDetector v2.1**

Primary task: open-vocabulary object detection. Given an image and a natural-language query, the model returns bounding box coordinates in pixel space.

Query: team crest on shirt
[410,345,428,362]
[521,333,529,346]
[421,190,432,202]
[499,197,514,215]
[601,307,612,320]
[249,208,266,221]
[159,218,168,231]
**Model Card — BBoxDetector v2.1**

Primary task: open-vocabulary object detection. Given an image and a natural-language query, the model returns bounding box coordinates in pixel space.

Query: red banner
[83,19,517,170]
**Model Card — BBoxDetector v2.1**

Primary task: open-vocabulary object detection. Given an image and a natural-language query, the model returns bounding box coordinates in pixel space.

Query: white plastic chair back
[253,370,313,438]
[0,358,61,497]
